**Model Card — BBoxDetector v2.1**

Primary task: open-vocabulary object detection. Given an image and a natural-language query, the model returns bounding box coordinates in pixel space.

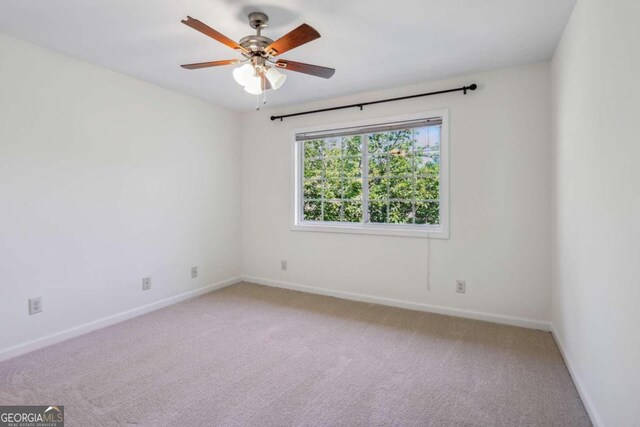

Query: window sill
[291,222,449,239]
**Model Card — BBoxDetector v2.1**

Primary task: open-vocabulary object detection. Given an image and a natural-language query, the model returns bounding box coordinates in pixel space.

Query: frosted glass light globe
[266,67,287,90]
[244,74,263,95]
[233,64,254,86]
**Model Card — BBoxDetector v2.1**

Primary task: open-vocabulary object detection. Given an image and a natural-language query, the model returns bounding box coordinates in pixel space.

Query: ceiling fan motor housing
[239,35,274,54]
[242,13,273,54]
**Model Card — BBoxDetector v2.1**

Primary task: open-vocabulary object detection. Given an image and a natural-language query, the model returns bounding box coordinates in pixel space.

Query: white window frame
[291,109,449,239]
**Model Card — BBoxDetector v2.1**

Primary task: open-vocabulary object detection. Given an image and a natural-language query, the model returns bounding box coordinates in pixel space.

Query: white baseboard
[0,276,242,362]
[241,276,551,331]
[551,324,602,427]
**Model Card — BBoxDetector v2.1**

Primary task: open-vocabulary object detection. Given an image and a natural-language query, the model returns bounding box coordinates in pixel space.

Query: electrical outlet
[456,280,466,294]
[191,266,198,279]
[142,277,151,291]
[281,260,288,271]
[29,297,42,315]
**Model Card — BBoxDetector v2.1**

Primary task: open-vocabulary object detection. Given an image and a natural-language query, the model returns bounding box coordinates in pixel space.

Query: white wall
[240,63,552,328]
[551,0,640,425]
[0,33,242,356]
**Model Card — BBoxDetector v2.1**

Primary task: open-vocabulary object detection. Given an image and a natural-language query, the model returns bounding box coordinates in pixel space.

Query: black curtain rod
[270,84,477,121]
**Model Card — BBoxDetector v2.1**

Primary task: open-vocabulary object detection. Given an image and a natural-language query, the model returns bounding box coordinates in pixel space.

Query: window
[292,111,449,238]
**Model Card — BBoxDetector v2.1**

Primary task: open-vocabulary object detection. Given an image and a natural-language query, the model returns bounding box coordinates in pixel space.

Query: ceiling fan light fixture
[232,63,254,86]
[244,74,263,95]
[266,67,287,90]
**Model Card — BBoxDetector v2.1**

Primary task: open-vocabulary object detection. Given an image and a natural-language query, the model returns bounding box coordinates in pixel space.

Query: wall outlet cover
[29,297,43,314]
[456,280,466,294]
[191,266,198,279]
[142,277,151,291]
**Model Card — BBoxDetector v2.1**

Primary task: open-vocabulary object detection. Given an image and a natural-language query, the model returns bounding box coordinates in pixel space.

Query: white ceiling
[0,0,576,111]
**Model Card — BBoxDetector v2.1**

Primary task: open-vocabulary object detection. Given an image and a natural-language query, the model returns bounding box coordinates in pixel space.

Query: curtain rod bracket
[463,84,477,95]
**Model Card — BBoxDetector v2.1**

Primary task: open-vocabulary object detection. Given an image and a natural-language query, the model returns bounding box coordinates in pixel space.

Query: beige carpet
[0,282,590,426]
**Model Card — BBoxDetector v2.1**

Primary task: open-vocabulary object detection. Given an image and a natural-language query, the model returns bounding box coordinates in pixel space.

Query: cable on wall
[426,232,432,292]
[270,84,477,121]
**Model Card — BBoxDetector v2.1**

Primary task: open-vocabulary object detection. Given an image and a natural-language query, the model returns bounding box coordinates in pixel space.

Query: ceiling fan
[180,12,335,108]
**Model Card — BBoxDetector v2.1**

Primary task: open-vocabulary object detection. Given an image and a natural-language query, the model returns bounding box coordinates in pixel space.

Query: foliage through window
[296,117,444,231]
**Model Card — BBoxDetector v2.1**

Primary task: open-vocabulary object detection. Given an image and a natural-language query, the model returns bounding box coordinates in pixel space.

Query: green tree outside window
[302,126,440,225]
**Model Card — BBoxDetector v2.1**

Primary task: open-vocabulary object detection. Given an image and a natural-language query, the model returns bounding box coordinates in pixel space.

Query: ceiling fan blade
[265,24,320,56]
[275,60,335,79]
[182,16,249,53]
[180,59,239,70]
